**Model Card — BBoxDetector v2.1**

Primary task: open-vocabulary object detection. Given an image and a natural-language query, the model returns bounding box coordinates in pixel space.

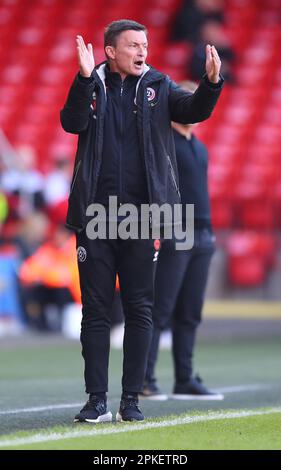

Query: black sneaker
[74,395,112,423]
[139,381,168,401]
[116,394,144,422]
[172,375,224,400]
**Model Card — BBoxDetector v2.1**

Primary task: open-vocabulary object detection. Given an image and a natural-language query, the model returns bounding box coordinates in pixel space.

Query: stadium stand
[0,0,280,289]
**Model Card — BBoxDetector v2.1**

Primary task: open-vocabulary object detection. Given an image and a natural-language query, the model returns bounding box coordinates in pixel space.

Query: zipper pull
[120,84,124,96]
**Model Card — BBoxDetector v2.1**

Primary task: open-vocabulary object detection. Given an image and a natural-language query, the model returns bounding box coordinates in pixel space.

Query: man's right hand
[76,35,95,78]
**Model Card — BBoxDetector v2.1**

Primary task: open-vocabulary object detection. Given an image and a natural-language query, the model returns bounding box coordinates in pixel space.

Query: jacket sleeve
[168,75,224,124]
[60,73,96,134]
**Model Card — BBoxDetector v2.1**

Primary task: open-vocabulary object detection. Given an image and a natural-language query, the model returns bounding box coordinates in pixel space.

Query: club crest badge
[77,246,87,262]
[146,87,156,101]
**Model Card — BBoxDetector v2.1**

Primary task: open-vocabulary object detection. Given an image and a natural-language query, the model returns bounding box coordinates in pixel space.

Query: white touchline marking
[215,384,273,393]
[0,403,83,415]
[0,407,281,448]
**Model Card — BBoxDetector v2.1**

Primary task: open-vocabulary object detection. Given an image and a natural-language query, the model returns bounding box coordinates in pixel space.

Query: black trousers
[145,228,215,386]
[76,230,157,394]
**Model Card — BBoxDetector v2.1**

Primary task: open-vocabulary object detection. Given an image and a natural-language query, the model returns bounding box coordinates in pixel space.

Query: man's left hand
[205,44,221,84]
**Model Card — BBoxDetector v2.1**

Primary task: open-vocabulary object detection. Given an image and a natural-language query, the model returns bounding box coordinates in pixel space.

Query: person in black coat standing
[141,81,224,401]
[61,20,223,423]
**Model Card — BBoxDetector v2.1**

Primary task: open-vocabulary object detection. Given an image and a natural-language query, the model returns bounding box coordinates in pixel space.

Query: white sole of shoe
[139,394,168,401]
[116,412,124,422]
[170,393,224,401]
[73,411,113,423]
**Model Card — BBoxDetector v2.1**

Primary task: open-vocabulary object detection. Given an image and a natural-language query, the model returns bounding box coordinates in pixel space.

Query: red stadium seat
[226,231,276,286]
[228,256,265,286]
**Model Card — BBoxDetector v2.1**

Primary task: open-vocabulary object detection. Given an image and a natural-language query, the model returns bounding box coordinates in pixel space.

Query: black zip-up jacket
[60,62,223,232]
[94,66,149,208]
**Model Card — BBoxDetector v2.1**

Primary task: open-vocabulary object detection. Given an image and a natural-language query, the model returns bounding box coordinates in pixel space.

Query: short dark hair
[104,19,147,48]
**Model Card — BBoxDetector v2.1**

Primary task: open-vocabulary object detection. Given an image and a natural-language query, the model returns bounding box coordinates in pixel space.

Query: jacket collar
[93,62,163,100]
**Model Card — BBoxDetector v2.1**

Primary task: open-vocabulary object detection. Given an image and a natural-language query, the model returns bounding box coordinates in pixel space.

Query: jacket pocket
[70,160,81,194]
[167,155,181,200]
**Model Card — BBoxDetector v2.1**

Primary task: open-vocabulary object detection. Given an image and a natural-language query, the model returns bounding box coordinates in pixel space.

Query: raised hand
[76,35,95,78]
[205,44,221,84]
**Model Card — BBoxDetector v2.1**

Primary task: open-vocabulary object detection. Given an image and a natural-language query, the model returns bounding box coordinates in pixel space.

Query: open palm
[76,35,95,78]
[205,44,221,84]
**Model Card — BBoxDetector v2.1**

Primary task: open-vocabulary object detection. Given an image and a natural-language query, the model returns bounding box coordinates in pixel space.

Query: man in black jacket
[60,19,223,423]
[141,81,224,402]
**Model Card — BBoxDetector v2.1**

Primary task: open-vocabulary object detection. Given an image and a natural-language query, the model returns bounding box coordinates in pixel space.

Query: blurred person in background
[171,0,225,43]
[44,157,71,206]
[61,19,223,423]
[190,20,235,82]
[13,211,50,260]
[19,224,77,331]
[0,231,24,334]
[0,145,45,218]
[0,191,8,229]
[170,0,235,82]
[141,81,224,401]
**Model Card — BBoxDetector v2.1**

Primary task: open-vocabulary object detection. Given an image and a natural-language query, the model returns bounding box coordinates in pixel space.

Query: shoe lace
[122,396,141,411]
[81,395,105,413]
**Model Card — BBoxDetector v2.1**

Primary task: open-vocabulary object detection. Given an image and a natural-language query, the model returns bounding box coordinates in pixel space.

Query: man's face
[106,30,148,78]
